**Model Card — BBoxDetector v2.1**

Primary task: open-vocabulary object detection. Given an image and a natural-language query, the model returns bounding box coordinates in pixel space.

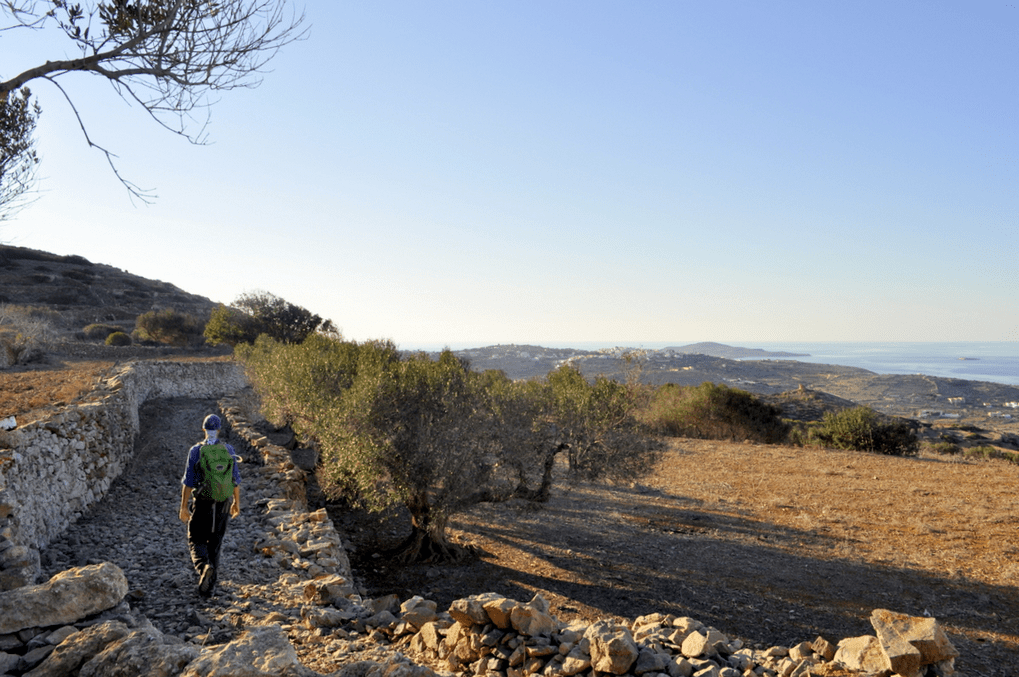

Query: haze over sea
[407,341,1019,387]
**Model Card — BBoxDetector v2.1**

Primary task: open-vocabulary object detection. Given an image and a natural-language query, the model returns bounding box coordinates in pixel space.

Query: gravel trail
[39,397,299,643]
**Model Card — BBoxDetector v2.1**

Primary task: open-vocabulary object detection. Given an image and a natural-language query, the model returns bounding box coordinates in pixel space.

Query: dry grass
[0,359,115,420]
[348,437,1019,676]
[0,353,234,421]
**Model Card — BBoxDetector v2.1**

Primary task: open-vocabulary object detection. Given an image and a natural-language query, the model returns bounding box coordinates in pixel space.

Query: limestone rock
[584,620,639,675]
[690,664,719,677]
[560,646,592,676]
[417,621,444,652]
[331,656,441,677]
[448,593,503,627]
[302,574,356,606]
[833,635,892,676]
[181,625,312,677]
[0,651,19,674]
[23,621,132,677]
[481,596,516,630]
[811,636,837,662]
[400,596,439,630]
[666,656,694,677]
[302,607,355,629]
[634,647,669,675]
[680,628,729,659]
[78,628,199,677]
[0,563,128,635]
[870,609,959,666]
[509,595,556,638]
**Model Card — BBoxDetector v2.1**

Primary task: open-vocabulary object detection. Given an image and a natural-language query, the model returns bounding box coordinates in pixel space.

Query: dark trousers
[187,497,231,574]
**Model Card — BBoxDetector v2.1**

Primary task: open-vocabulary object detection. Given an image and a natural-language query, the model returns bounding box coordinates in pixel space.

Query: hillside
[0,244,219,329]
[663,341,808,359]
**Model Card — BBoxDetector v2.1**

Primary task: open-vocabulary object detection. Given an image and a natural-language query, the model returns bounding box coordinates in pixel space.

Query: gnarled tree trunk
[390,493,474,563]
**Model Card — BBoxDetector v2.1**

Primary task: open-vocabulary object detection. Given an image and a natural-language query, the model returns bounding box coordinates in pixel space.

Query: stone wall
[0,360,247,588]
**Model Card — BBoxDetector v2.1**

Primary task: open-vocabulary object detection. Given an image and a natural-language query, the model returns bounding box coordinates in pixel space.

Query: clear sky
[2,1,1017,350]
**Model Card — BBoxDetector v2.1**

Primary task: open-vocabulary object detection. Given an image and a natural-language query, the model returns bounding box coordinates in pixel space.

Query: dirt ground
[0,358,115,418]
[340,441,1019,677]
[6,358,1019,676]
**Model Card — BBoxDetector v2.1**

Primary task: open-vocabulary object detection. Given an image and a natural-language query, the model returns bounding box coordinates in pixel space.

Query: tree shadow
[336,476,1019,672]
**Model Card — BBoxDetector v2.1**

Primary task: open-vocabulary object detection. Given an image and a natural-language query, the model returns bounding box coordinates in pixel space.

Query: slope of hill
[663,341,808,359]
[0,244,219,328]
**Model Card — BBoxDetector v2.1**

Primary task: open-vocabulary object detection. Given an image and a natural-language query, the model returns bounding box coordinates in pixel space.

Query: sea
[748,342,1019,387]
[408,341,1019,387]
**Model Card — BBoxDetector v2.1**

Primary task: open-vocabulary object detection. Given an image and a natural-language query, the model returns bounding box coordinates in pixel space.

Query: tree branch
[0,0,305,205]
[44,76,157,203]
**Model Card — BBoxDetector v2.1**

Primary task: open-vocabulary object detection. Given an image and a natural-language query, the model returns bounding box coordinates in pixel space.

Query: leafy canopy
[0,88,40,220]
[239,336,661,562]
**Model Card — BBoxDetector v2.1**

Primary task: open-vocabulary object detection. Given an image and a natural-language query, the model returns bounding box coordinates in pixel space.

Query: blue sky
[2,1,1017,350]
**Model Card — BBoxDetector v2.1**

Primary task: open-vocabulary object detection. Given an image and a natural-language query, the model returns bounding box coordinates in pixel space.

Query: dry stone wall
[0,360,246,589]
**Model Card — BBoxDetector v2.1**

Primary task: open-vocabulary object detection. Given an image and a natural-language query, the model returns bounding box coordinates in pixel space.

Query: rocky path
[35,397,416,676]
[40,397,294,643]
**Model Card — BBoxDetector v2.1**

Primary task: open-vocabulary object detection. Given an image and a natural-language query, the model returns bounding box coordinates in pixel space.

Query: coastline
[405,341,1019,387]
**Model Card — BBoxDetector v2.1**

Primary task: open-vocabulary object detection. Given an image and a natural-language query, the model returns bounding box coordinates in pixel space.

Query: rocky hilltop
[662,342,808,359]
[0,245,218,328]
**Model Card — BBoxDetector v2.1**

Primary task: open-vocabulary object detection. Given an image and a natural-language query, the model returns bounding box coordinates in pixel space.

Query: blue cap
[203,414,222,431]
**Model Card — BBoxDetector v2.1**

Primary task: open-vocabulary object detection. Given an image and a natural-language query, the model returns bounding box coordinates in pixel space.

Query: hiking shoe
[198,564,215,596]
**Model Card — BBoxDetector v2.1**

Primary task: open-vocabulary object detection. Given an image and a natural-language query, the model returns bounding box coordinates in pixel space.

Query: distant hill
[664,342,808,359]
[0,244,219,329]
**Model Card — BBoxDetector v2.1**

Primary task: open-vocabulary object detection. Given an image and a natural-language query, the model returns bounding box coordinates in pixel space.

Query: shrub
[40,290,81,305]
[816,407,918,456]
[233,291,329,344]
[923,440,961,455]
[204,303,263,347]
[105,331,132,346]
[787,422,825,448]
[83,323,123,341]
[0,304,56,364]
[545,363,661,481]
[61,269,94,283]
[134,308,205,347]
[641,381,789,443]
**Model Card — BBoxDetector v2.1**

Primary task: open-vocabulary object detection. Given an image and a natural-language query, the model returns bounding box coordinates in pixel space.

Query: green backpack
[197,443,235,502]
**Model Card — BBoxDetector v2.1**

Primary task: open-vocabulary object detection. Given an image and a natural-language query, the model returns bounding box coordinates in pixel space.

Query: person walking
[178,413,241,597]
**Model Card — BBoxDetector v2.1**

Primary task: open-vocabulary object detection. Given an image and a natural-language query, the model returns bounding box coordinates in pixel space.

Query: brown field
[0,359,115,419]
[347,441,1019,676]
[5,359,1018,675]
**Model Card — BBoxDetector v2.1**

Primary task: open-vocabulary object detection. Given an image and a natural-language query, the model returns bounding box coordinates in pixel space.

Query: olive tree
[0,87,40,220]
[240,335,662,563]
[232,291,333,344]
[203,302,262,347]
[1,0,305,202]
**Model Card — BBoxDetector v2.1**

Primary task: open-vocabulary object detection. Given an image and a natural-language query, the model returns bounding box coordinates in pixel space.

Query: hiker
[178,413,241,597]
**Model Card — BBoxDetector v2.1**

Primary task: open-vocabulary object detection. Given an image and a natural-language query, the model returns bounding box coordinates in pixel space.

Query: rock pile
[350,593,960,677]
